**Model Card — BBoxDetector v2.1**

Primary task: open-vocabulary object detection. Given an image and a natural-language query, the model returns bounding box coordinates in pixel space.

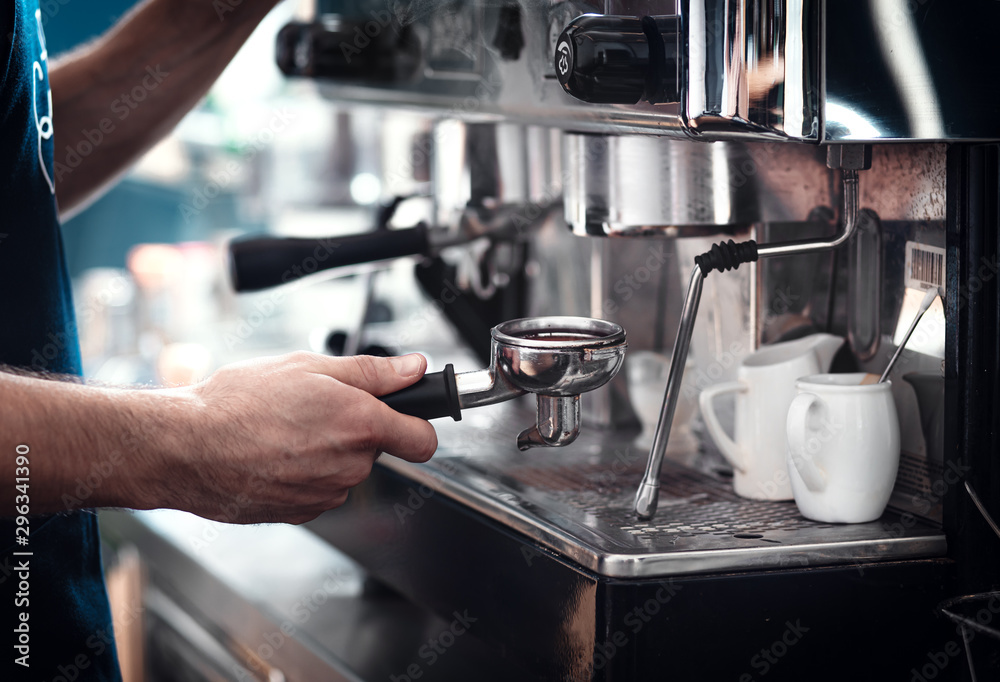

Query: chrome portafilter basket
[382,316,627,450]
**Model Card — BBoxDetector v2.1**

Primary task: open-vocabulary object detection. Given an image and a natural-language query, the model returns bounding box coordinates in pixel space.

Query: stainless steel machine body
[122,2,1000,680]
[289,0,1000,142]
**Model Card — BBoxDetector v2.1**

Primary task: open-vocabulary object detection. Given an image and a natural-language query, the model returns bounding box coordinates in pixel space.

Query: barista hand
[162,352,439,524]
[1,352,437,524]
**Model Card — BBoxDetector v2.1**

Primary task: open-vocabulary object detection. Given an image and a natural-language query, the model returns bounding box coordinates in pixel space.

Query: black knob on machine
[554,14,681,105]
[276,19,420,83]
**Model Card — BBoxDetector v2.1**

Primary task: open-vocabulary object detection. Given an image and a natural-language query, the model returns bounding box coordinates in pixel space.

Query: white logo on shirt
[32,8,54,195]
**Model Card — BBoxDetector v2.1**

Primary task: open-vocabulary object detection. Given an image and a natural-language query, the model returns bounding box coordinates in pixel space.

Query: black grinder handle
[229,224,430,292]
[380,365,463,421]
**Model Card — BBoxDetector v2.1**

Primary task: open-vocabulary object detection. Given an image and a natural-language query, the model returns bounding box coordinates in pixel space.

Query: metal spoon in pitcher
[861,287,943,385]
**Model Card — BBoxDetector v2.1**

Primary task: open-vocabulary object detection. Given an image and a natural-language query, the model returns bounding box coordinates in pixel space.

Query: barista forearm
[1,371,193,514]
[2,353,437,524]
[50,0,281,216]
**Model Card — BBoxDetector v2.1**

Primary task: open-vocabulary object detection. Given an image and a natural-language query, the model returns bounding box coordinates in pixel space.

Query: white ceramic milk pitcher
[699,334,844,500]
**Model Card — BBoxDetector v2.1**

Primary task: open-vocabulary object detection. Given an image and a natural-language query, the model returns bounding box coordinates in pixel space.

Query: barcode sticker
[904,241,946,293]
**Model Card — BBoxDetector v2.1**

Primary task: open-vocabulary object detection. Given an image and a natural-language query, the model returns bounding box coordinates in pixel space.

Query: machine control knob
[276,19,420,83]
[554,14,680,105]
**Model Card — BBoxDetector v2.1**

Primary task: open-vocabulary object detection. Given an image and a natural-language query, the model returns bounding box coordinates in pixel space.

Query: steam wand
[633,169,863,519]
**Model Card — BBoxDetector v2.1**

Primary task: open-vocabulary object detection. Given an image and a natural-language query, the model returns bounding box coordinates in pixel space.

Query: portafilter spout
[380,316,627,450]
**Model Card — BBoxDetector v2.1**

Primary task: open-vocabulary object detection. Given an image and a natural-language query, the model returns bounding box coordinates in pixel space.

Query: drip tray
[380,406,946,578]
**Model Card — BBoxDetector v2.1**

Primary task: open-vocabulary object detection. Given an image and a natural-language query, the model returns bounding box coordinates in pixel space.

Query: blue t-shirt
[1,2,121,680]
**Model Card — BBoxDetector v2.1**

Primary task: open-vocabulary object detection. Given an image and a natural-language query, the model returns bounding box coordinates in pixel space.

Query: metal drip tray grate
[618,501,833,539]
[495,461,837,542]
[381,407,946,578]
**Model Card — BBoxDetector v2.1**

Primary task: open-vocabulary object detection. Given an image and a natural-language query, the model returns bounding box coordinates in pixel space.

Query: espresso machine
[224,1,1000,679]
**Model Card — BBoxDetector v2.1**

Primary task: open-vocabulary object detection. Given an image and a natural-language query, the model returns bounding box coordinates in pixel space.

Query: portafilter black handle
[380,364,463,421]
[229,224,430,292]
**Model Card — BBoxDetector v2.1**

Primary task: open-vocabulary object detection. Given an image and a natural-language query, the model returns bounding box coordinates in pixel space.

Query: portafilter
[381,316,627,450]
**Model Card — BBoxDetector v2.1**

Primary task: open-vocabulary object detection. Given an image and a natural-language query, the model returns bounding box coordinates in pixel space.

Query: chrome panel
[302,0,694,137]
[684,0,820,140]
[825,1,1000,141]
[294,1,999,141]
[560,138,945,237]
[562,134,762,235]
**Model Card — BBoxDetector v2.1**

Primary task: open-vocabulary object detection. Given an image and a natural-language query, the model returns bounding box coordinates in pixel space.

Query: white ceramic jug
[699,334,844,500]
[785,373,900,523]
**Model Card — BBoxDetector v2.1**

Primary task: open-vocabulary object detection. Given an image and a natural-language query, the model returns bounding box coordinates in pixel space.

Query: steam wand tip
[634,479,660,519]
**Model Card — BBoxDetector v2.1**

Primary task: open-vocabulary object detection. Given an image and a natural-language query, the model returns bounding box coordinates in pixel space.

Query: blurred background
[54,0,451,387]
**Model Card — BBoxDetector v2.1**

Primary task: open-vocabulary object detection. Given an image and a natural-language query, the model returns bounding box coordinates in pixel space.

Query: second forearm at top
[50,0,280,217]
